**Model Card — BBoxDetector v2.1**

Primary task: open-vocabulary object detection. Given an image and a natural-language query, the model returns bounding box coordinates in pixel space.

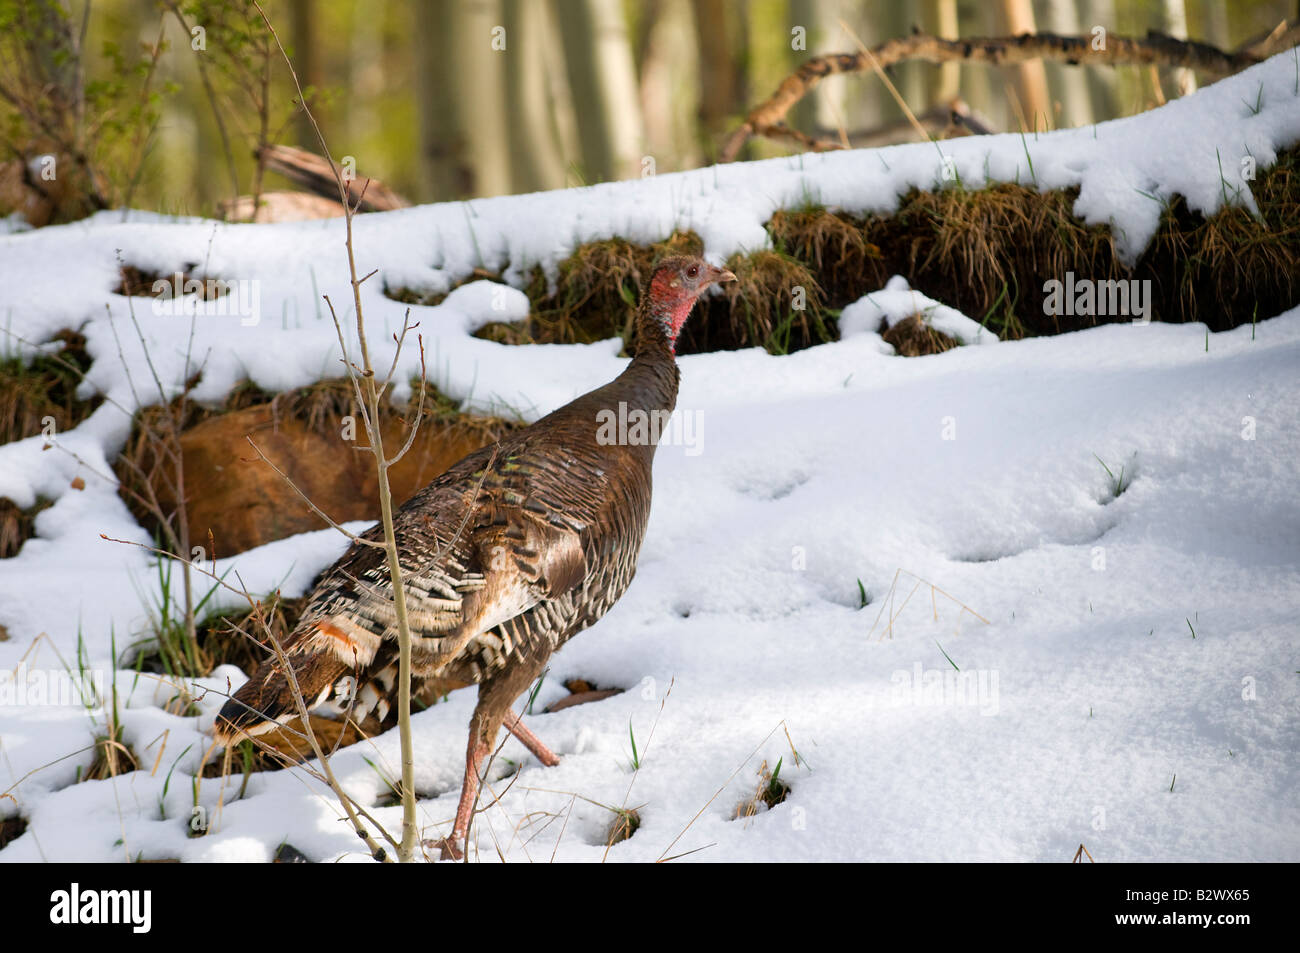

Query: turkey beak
[707,265,737,288]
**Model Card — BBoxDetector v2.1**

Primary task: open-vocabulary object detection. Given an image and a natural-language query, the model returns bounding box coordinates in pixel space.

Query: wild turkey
[214,255,736,859]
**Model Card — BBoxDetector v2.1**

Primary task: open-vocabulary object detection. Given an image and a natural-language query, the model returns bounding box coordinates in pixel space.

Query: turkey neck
[531,290,686,458]
[614,290,688,414]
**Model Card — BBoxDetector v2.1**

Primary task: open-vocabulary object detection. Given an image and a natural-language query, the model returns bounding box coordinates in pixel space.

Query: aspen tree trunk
[960,2,999,132]
[881,1,928,117]
[691,0,745,157]
[538,2,584,186]
[555,0,645,182]
[1196,0,1230,49]
[1039,0,1096,128]
[1078,0,1120,121]
[1161,0,1197,96]
[790,0,849,141]
[413,0,511,199]
[504,0,567,191]
[920,0,961,105]
[638,0,701,171]
[290,0,322,148]
[413,2,470,199]
[347,0,384,151]
[158,16,202,212]
[993,0,1051,130]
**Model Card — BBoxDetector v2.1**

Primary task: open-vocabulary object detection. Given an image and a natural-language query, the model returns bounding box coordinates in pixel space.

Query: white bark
[1077,0,1120,121]
[638,0,700,171]
[1036,0,1095,128]
[995,0,1051,131]
[505,0,568,192]
[1162,0,1197,96]
[413,0,511,199]
[555,0,645,182]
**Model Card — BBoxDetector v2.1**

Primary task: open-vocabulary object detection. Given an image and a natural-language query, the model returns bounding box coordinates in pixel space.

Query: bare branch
[381,308,416,393]
[721,27,1299,161]
[386,335,428,468]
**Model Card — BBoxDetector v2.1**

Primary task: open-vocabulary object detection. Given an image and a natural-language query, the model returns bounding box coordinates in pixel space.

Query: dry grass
[731,758,791,822]
[774,149,1299,339]
[0,496,52,559]
[115,265,228,300]
[710,249,830,354]
[604,806,641,846]
[0,330,100,559]
[881,314,961,356]
[0,815,26,849]
[81,718,139,783]
[180,593,307,680]
[471,233,836,356]
[0,329,101,447]
[474,232,705,352]
[768,206,882,303]
[462,147,1300,355]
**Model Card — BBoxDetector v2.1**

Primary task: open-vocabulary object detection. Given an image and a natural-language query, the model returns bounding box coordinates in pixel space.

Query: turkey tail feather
[214,649,350,743]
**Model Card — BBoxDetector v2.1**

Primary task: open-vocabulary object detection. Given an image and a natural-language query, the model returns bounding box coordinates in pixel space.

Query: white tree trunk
[921,0,961,106]
[413,0,511,199]
[1077,0,1120,121]
[638,0,700,171]
[1037,0,1095,128]
[995,0,1051,131]
[1196,0,1230,49]
[790,0,850,141]
[1162,0,1197,96]
[505,0,568,192]
[556,0,645,182]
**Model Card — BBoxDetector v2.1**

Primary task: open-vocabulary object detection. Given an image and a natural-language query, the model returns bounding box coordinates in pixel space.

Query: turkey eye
[687,266,698,278]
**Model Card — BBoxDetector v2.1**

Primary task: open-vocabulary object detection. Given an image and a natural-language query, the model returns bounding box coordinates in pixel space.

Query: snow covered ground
[0,52,1297,862]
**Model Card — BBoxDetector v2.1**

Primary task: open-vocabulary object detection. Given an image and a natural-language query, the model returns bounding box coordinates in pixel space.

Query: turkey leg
[503,710,561,767]
[434,711,559,861]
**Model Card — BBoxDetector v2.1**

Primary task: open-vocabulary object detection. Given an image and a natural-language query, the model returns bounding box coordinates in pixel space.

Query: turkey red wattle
[645,259,736,352]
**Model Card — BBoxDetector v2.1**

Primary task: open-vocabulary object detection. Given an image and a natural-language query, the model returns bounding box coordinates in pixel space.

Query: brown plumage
[214,255,735,858]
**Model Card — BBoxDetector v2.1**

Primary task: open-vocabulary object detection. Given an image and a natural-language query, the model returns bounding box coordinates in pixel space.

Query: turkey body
[217,252,738,852]
[216,362,670,734]
[213,255,735,858]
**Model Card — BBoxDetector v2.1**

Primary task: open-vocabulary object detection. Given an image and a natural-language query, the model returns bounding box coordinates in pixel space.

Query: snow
[840,274,1000,346]
[1,53,1298,863]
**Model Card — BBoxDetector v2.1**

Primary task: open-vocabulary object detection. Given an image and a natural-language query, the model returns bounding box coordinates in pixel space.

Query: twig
[223,580,391,862]
[867,569,991,641]
[721,26,1299,160]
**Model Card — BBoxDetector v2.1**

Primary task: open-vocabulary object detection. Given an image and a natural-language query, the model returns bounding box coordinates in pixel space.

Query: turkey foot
[435,714,559,860]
